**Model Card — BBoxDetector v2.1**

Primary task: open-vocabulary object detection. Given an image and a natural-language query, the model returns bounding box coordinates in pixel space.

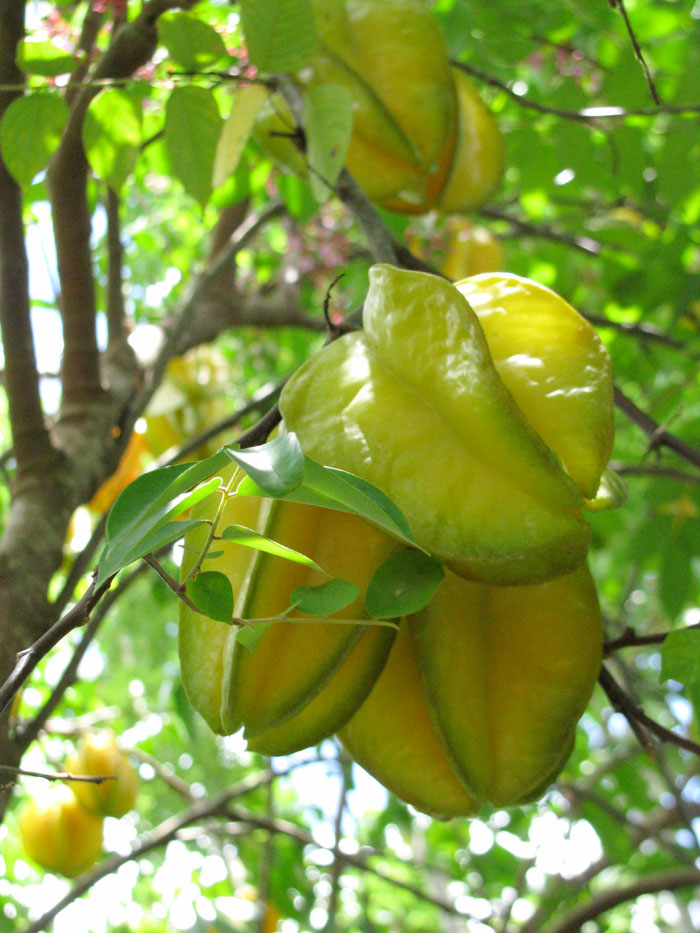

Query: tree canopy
[1,0,700,931]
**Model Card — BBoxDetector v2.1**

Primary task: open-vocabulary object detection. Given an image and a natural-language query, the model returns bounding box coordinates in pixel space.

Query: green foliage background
[1,0,700,931]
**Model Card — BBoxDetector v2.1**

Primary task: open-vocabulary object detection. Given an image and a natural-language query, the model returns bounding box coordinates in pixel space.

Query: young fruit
[179,467,401,751]
[19,786,103,877]
[281,264,593,585]
[66,731,138,818]
[406,219,505,280]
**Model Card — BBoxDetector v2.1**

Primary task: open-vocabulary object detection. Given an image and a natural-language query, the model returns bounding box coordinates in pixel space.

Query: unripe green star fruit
[19,786,104,877]
[178,467,402,751]
[455,273,614,499]
[339,622,478,819]
[408,562,602,806]
[66,731,138,818]
[280,264,590,586]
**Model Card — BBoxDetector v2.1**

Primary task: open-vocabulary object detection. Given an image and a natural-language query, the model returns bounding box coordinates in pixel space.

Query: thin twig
[599,664,700,757]
[0,765,114,784]
[543,866,700,933]
[605,623,700,656]
[613,385,700,470]
[17,565,147,749]
[480,205,607,256]
[455,61,683,120]
[608,0,660,105]
[0,574,115,720]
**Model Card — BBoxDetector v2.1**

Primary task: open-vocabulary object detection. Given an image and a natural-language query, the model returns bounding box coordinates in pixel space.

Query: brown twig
[105,188,127,345]
[0,765,114,784]
[480,206,607,256]
[0,573,115,721]
[613,385,700,470]
[599,664,700,757]
[0,0,54,481]
[605,623,700,656]
[455,61,684,120]
[543,866,700,933]
[608,0,660,105]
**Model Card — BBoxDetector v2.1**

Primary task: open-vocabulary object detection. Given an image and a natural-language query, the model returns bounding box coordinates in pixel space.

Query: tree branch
[14,761,329,933]
[105,188,127,346]
[605,622,700,656]
[599,664,700,757]
[0,0,54,481]
[49,0,187,410]
[544,866,700,933]
[608,0,660,105]
[613,385,700,470]
[0,573,114,720]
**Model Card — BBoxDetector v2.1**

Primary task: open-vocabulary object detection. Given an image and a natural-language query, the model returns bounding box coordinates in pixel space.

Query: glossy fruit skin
[380,67,504,215]
[306,0,456,203]
[340,561,601,816]
[455,273,614,499]
[281,264,593,585]
[19,787,103,877]
[178,466,401,752]
[253,0,461,209]
[66,732,138,818]
[436,67,505,213]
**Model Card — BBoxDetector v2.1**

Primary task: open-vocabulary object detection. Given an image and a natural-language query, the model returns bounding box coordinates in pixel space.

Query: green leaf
[213,84,268,188]
[82,89,142,192]
[165,86,222,207]
[661,629,700,686]
[240,0,317,73]
[303,84,353,201]
[221,523,326,573]
[98,462,226,585]
[105,464,195,542]
[659,539,692,620]
[225,433,304,496]
[16,39,77,76]
[186,571,234,622]
[365,552,444,619]
[0,94,67,187]
[159,12,227,71]
[277,173,317,223]
[236,453,416,547]
[289,578,359,616]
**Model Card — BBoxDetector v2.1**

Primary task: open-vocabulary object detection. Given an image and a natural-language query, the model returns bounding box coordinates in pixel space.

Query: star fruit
[253,0,458,207]
[19,786,104,878]
[304,0,456,203]
[379,66,505,214]
[66,731,138,818]
[340,562,602,817]
[280,264,614,585]
[178,468,400,752]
